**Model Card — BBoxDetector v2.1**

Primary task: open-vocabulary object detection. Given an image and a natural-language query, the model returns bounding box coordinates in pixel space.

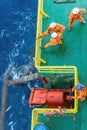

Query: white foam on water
[11,125,14,130]
[8,121,13,126]
[34,84,38,88]
[22,95,26,105]
[0,29,7,38]
[6,105,12,112]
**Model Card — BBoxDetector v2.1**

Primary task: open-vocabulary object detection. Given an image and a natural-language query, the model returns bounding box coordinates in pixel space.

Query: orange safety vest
[70,12,81,21]
[40,24,65,38]
[50,33,62,44]
[76,87,87,100]
[48,24,65,33]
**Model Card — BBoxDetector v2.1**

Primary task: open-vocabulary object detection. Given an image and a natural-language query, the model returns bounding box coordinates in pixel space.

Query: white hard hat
[72,7,79,14]
[51,32,58,38]
[50,22,56,28]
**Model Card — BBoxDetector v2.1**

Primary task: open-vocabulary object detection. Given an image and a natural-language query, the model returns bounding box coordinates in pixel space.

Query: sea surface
[0,0,38,129]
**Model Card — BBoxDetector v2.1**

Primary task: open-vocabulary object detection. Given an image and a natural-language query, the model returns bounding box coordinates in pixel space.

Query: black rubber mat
[54,0,76,4]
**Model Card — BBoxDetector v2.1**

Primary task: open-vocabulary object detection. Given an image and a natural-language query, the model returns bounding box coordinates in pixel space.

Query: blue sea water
[0,0,38,129]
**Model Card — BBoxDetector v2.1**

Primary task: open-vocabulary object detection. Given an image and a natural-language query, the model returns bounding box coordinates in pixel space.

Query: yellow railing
[31,106,77,130]
[35,1,78,80]
[35,0,49,69]
[35,0,42,68]
[37,66,78,74]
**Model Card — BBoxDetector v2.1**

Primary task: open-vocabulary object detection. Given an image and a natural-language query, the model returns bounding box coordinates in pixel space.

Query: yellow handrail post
[73,113,76,122]
[40,10,49,18]
[36,57,47,64]
[33,121,44,125]
[39,57,47,64]
[51,68,55,74]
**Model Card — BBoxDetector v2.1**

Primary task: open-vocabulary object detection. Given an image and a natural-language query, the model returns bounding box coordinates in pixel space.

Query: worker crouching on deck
[38,22,65,38]
[40,32,63,49]
[68,7,86,31]
[72,84,87,102]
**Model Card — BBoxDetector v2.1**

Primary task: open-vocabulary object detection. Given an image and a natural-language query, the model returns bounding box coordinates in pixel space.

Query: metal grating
[54,0,76,4]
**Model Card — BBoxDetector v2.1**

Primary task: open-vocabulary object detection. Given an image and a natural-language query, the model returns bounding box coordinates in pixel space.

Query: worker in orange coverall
[68,7,86,30]
[40,32,63,49]
[72,84,87,102]
[38,22,65,38]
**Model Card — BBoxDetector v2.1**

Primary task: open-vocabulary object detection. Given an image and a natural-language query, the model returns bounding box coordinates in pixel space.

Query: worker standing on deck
[38,22,65,38]
[72,83,87,101]
[68,7,86,30]
[40,32,63,49]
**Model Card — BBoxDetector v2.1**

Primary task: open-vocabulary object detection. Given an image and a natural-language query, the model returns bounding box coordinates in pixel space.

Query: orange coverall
[72,85,87,101]
[44,33,62,48]
[58,106,65,115]
[40,24,65,38]
[68,8,86,29]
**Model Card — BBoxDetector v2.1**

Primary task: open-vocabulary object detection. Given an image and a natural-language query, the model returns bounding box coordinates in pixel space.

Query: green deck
[38,0,87,130]
[36,101,87,130]
[40,0,87,85]
[38,111,81,130]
